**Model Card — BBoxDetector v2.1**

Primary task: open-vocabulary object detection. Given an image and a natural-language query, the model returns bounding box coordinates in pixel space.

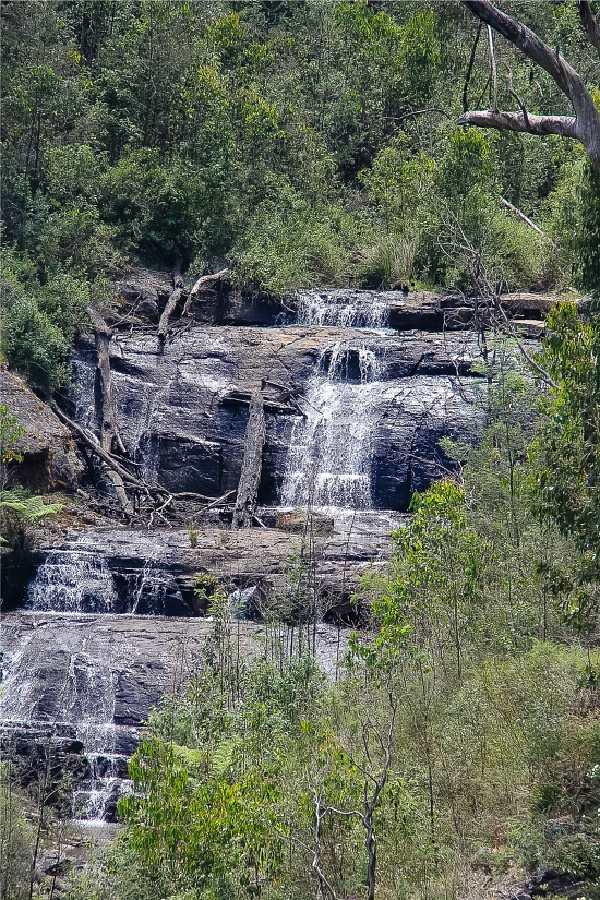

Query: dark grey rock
[67,325,484,510]
[38,853,75,877]
[543,817,579,842]
[529,867,576,895]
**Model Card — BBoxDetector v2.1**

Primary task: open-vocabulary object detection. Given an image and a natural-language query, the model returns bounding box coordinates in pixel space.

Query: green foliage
[0,248,97,395]
[579,164,600,293]
[0,489,63,524]
[0,405,24,477]
[531,304,600,563]
[1,0,595,393]
[234,178,358,293]
[0,489,63,547]
[0,765,35,900]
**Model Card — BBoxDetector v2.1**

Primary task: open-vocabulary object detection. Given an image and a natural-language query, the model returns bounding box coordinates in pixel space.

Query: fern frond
[0,490,63,523]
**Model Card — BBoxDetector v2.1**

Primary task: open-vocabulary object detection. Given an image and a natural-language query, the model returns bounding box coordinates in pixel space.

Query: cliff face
[66,319,484,512]
[1,367,84,491]
[3,280,544,822]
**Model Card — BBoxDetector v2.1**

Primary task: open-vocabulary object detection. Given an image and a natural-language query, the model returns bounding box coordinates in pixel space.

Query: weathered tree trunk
[460,0,600,169]
[182,268,229,317]
[93,325,126,455]
[86,308,132,516]
[579,1,600,53]
[233,393,266,528]
[158,259,184,345]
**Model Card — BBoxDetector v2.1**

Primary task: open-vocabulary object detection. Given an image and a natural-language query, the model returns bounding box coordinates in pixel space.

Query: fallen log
[52,405,166,496]
[52,406,240,523]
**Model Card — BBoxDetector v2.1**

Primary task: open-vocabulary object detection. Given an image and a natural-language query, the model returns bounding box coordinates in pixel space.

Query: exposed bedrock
[114,276,562,333]
[0,367,84,491]
[2,282,547,821]
[2,522,398,618]
[65,325,484,510]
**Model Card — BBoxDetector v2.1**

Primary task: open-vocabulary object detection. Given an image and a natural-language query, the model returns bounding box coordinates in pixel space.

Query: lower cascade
[28,550,119,613]
[25,535,188,615]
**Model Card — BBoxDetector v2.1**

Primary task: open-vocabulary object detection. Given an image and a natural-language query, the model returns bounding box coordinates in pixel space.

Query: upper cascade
[295,290,390,329]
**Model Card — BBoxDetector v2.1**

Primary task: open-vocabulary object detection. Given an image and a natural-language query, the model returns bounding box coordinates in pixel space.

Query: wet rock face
[6,522,398,617]
[66,325,483,510]
[0,723,89,816]
[1,611,351,817]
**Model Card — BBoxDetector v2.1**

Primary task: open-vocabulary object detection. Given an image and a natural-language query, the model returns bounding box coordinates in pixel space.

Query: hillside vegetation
[1,3,600,900]
[1,0,599,394]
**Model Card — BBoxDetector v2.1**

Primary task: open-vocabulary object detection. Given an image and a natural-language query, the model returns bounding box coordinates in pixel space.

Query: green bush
[0,250,95,395]
[101,149,234,265]
[233,179,359,293]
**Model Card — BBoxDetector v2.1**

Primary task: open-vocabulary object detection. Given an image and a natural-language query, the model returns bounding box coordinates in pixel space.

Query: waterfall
[281,342,382,510]
[26,536,187,616]
[296,290,389,329]
[28,550,120,613]
[0,629,132,823]
[72,725,132,824]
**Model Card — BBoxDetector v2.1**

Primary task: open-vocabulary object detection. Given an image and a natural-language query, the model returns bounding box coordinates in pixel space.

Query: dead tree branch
[460,0,600,168]
[182,269,230,317]
[499,197,544,235]
[463,20,483,113]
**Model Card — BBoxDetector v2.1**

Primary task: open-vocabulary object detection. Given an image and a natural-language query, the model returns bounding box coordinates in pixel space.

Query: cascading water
[281,341,381,510]
[26,533,189,616]
[296,290,389,329]
[0,628,132,823]
[71,725,132,824]
[3,280,483,829]
[28,551,120,613]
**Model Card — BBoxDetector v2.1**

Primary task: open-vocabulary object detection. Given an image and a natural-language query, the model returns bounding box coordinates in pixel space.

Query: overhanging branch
[462,1,600,168]
[458,109,579,140]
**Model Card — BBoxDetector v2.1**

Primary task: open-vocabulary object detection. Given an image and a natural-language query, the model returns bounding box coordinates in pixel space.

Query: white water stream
[281,342,382,509]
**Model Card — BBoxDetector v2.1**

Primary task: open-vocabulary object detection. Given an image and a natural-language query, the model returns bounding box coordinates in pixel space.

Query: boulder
[0,368,84,490]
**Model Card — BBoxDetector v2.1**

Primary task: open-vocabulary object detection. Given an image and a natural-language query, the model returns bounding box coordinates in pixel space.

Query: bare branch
[463,21,483,113]
[184,268,230,314]
[462,0,600,167]
[504,62,530,127]
[458,109,579,140]
[487,25,497,109]
[499,197,544,236]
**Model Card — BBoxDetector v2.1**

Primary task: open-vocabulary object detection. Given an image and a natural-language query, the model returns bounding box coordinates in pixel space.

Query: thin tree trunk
[158,259,184,344]
[86,308,132,516]
[233,393,266,528]
[93,325,126,455]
